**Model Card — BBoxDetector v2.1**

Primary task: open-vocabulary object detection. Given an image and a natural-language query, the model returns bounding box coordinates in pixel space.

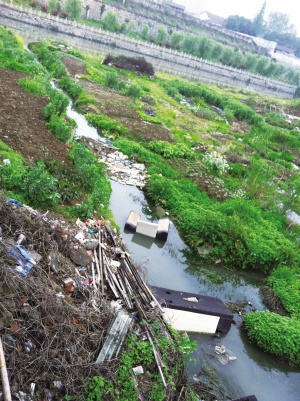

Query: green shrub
[23,161,60,209]
[268,267,300,318]
[162,79,264,124]
[42,103,56,120]
[114,138,162,165]
[124,84,141,98]
[265,113,290,129]
[59,76,83,98]
[86,113,127,136]
[0,141,26,192]
[243,311,300,365]
[105,71,119,88]
[148,140,195,159]
[46,114,72,142]
[48,88,70,115]
[75,92,97,106]
[18,77,50,95]
[138,111,162,124]
[36,42,67,78]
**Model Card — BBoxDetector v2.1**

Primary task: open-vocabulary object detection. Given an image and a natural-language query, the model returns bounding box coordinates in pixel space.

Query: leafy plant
[148,140,195,159]
[244,311,300,365]
[85,113,127,137]
[23,161,60,208]
[46,114,72,143]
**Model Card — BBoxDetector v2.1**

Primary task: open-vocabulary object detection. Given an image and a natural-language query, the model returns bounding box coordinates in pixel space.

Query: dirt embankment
[0,67,69,164]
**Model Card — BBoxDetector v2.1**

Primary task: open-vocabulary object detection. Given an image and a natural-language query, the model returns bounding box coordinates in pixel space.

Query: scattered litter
[81,138,149,188]
[0,196,174,399]
[7,198,23,207]
[132,366,144,376]
[145,108,156,117]
[30,383,35,396]
[15,391,32,401]
[215,345,226,354]
[214,345,237,364]
[183,297,198,303]
[25,340,35,353]
[48,251,59,273]
[52,381,62,389]
[44,388,54,401]
[8,245,36,276]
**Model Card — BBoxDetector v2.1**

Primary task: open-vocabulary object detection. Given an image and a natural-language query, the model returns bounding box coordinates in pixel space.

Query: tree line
[224,1,300,57]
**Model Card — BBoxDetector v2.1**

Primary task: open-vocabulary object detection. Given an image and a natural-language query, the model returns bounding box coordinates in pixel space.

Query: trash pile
[0,195,185,400]
[81,138,149,188]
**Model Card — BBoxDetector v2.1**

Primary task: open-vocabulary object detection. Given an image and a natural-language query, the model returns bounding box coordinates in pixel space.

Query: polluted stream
[66,102,300,401]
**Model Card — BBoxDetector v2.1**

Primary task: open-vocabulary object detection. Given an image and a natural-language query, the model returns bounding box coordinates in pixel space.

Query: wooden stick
[145,329,167,388]
[91,262,97,290]
[98,232,105,294]
[0,338,12,401]
[93,249,101,286]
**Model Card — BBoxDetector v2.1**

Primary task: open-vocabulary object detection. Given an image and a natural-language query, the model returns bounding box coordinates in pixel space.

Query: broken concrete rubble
[81,138,149,188]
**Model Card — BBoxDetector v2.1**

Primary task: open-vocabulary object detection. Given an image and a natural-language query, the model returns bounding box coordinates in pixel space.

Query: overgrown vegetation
[0,29,111,220]
[1,25,300,381]
[85,330,198,401]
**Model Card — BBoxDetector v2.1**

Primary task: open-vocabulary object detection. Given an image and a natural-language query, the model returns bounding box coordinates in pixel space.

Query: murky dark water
[109,181,300,401]
[64,95,300,401]
[36,66,300,401]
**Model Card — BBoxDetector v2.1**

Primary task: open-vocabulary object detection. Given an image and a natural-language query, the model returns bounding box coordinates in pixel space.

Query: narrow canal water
[67,105,300,401]
[10,20,299,400]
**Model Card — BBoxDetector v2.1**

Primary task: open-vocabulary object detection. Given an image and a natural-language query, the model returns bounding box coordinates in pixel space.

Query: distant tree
[170,31,183,49]
[221,48,234,65]
[211,43,223,61]
[102,11,120,32]
[141,25,149,40]
[264,11,296,37]
[245,54,257,71]
[225,15,255,36]
[265,61,278,78]
[182,35,199,54]
[65,0,82,19]
[126,21,135,37]
[253,1,266,37]
[255,56,269,75]
[197,37,211,58]
[233,51,244,68]
[285,68,300,86]
[48,0,61,12]
[156,27,167,45]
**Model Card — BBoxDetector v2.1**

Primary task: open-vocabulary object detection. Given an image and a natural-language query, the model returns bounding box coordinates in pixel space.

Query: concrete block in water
[124,212,170,241]
[136,220,158,238]
[156,218,170,241]
[124,211,140,232]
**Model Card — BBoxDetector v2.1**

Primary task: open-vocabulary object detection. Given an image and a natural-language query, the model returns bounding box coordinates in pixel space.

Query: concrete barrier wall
[0,1,296,98]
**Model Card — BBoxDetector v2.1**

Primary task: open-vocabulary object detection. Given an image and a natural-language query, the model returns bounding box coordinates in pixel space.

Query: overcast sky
[174,0,300,35]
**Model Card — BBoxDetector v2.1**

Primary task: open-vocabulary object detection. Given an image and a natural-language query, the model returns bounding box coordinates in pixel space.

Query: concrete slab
[136,220,158,238]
